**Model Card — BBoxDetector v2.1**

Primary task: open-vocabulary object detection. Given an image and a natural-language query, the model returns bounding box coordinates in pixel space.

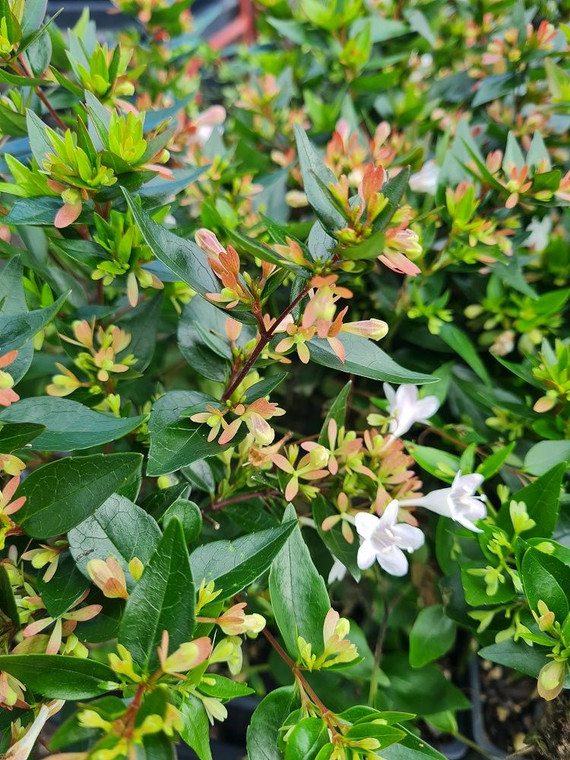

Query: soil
[478,660,570,759]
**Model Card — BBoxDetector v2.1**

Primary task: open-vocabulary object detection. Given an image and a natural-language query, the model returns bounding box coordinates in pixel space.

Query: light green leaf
[0,292,68,354]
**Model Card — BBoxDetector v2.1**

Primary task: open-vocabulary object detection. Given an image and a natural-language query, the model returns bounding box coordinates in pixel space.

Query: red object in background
[209,0,256,48]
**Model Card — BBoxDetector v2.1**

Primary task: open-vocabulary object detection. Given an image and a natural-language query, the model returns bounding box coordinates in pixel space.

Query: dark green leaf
[496,463,565,538]
[269,505,331,658]
[318,381,351,445]
[0,564,19,628]
[438,324,491,386]
[0,655,116,699]
[17,453,143,538]
[0,397,144,450]
[0,292,68,354]
[190,520,297,600]
[309,335,435,385]
[162,498,202,544]
[38,552,90,618]
[147,391,244,476]
[409,606,456,668]
[521,548,570,622]
[0,421,44,453]
[120,519,195,672]
[122,191,220,296]
[247,686,298,760]
[68,494,161,588]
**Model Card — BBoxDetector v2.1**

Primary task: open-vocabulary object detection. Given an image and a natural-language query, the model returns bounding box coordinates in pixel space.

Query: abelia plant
[0,0,568,759]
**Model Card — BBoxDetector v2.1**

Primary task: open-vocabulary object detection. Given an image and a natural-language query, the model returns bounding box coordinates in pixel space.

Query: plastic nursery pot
[469,657,510,760]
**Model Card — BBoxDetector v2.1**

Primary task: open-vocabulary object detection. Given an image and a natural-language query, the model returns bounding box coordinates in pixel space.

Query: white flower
[524,216,552,252]
[409,160,439,195]
[327,557,347,585]
[5,700,64,759]
[383,383,440,438]
[355,500,425,576]
[401,471,487,532]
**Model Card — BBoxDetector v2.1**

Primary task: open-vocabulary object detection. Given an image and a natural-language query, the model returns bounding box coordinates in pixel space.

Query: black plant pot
[469,658,507,760]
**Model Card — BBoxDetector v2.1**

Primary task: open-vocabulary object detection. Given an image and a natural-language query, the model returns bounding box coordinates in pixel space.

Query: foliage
[0,0,568,758]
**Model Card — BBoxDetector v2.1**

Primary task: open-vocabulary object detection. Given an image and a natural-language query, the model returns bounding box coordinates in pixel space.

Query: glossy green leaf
[68,494,161,587]
[269,505,331,658]
[0,396,144,450]
[179,693,212,760]
[120,519,195,672]
[0,421,44,453]
[38,552,90,618]
[122,190,220,296]
[438,324,491,386]
[309,335,434,385]
[0,564,19,628]
[190,520,296,600]
[409,606,456,668]
[162,498,202,544]
[0,292,68,354]
[496,462,565,538]
[0,655,116,699]
[16,453,143,538]
[285,717,328,759]
[318,381,351,446]
[147,391,245,476]
[521,548,570,622]
[247,686,298,760]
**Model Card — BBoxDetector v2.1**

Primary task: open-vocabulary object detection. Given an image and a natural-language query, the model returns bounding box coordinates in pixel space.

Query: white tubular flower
[355,500,425,576]
[409,160,439,195]
[383,383,440,438]
[327,557,347,585]
[5,700,64,760]
[401,471,487,532]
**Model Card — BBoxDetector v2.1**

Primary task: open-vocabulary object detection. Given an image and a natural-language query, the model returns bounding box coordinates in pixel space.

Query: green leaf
[1,197,69,226]
[120,519,195,673]
[496,462,565,538]
[478,639,550,679]
[406,444,460,483]
[0,655,116,699]
[68,494,161,587]
[0,292,68,354]
[521,548,570,622]
[293,125,345,232]
[477,442,516,479]
[438,324,491,386]
[247,686,298,760]
[524,442,570,476]
[312,494,360,580]
[179,693,212,760]
[309,335,435,385]
[269,505,331,658]
[345,723,406,748]
[0,564,19,628]
[0,397,144,450]
[16,453,143,538]
[190,520,297,600]
[381,726,448,760]
[122,191,220,296]
[38,552,90,618]
[147,391,245,476]
[162,498,202,544]
[0,421,44,453]
[285,717,328,760]
[20,0,47,36]
[318,381,351,445]
[197,673,254,700]
[409,605,456,668]
[117,293,163,371]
